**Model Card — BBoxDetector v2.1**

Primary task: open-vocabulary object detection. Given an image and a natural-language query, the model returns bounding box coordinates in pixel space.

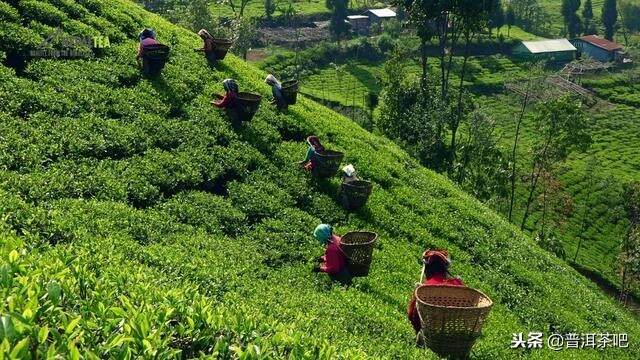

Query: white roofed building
[513,39,577,62]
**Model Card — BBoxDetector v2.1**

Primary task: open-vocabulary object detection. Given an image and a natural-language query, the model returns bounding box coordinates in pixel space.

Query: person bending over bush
[299,136,324,171]
[312,224,351,284]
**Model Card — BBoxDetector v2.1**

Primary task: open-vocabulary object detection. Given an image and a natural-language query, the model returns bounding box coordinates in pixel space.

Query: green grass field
[209,0,332,19]
[1,0,640,358]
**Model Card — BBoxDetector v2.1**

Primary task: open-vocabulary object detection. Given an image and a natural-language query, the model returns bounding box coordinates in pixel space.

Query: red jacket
[407,274,465,333]
[213,91,238,109]
[137,37,159,58]
[320,235,347,274]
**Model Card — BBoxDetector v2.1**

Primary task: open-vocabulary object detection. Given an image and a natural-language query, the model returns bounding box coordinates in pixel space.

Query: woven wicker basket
[142,44,170,61]
[142,44,170,76]
[341,180,373,210]
[236,92,262,122]
[281,80,299,105]
[312,150,344,178]
[415,285,493,358]
[212,38,233,60]
[340,231,377,277]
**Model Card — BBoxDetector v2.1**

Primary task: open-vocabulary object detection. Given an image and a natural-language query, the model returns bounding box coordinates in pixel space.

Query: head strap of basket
[307,136,325,153]
[198,29,213,40]
[223,79,239,93]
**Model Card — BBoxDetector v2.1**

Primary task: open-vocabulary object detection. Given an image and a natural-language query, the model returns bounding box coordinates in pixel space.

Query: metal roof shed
[365,8,397,19]
[513,39,577,62]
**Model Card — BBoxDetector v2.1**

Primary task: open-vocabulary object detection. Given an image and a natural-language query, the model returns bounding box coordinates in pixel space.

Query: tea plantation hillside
[477,93,640,299]
[1,0,640,358]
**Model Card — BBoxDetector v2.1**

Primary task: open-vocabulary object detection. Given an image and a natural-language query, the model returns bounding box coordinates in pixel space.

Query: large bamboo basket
[281,80,299,105]
[339,231,377,277]
[141,44,170,76]
[415,285,493,359]
[341,180,373,210]
[312,150,344,178]
[212,38,233,60]
[236,92,262,122]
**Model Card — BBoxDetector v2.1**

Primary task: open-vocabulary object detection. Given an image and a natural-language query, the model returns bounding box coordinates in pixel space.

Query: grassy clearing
[1,0,640,358]
[208,0,332,19]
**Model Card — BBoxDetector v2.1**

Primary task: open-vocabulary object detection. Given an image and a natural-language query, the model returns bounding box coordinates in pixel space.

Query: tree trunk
[450,33,471,175]
[420,39,428,94]
[508,88,529,222]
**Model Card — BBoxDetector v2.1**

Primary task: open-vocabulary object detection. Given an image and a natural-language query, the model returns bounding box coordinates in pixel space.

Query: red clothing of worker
[137,37,159,58]
[319,235,347,274]
[212,91,238,109]
[407,249,465,333]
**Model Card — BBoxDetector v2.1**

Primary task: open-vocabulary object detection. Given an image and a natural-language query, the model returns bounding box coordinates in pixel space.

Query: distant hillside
[0,0,639,358]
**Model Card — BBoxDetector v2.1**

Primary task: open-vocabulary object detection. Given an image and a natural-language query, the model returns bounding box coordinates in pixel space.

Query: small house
[364,8,396,25]
[571,35,625,63]
[512,39,577,62]
[347,15,370,35]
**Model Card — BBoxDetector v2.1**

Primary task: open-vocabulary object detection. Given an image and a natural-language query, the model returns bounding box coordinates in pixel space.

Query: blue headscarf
[313,224,333,245]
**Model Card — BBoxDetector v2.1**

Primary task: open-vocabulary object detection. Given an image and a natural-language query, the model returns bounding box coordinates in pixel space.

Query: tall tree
[264,0,276,21]
[620,1,640,33]
[326,0,349,41]
[520,96,592,231]
[582,0,597,34]
[449,0,494,173]
[561,0,582,38]
[391,0,441,91]
[510,0,550,34]
[508,65,543,223]
[602,0,618,41]
[506,4,516,36]
[190,0,215,31]
[220,0,255,17]
[489,0,505,36]
[231,17,258,59]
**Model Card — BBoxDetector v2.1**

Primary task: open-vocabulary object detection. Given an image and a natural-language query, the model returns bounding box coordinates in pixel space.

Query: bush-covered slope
[0,0,639,358]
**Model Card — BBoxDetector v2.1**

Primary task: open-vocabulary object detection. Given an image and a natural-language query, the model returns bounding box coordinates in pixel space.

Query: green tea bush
[18,0,68,26]
[0,1,19,22]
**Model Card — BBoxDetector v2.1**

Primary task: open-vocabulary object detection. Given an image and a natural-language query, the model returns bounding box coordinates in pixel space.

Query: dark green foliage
[602,0,618,40]
[326,0,348,40]
[561,0,582,38]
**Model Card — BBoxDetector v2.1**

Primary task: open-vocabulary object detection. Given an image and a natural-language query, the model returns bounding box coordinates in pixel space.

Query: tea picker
[265,74,299,111]
[408,249,493,358]
[195,29,233,65]
[211,79,262,124]
[298,136,344,178]
[312,224,377,284]
[340,164,373,210]
[312,224,351,285]
[137,28,170,77]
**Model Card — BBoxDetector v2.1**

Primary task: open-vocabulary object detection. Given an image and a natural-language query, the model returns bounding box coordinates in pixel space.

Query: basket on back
[339,231,377,277]
[212,38,233,60]
[312,150,344,178]
[415,285,493,359]
[227,92,262,122]
[141,44,170,76]
[281,80,299,105]
[341,180,373,210]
